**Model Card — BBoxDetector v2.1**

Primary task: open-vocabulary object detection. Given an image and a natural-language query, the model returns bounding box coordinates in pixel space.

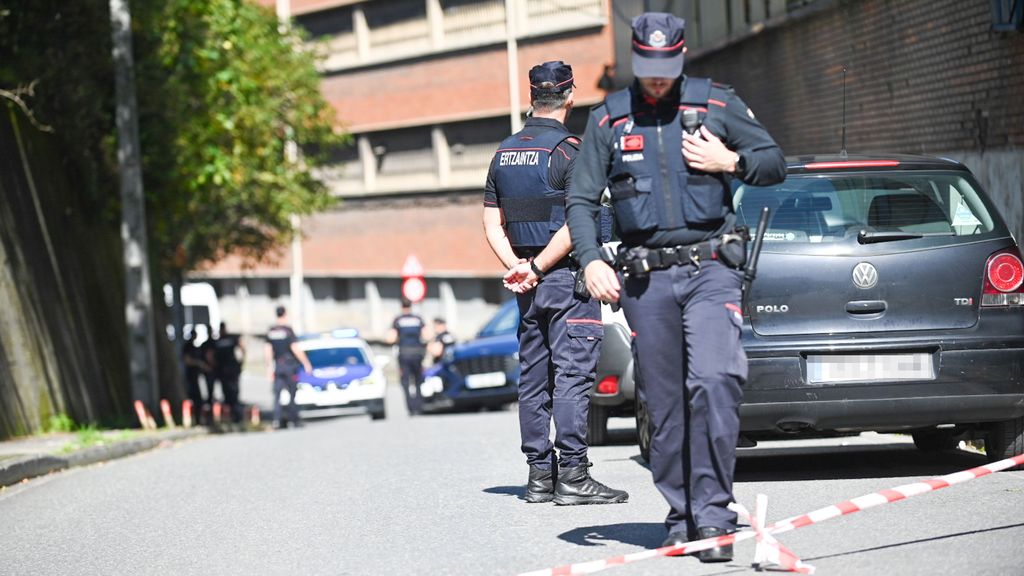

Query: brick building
[200,0,1023,341]
[203,0,620,340]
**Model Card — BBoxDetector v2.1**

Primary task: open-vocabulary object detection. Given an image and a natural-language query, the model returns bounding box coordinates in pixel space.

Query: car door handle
[846,300,887,315]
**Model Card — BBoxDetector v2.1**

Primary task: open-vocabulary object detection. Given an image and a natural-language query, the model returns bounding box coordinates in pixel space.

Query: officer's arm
[566,108,614,268]
[290,342,313,373]
[385,327,398,345]
[532,225,573,273]
[483,207,522,269]
[718,90,786,186]
[265,342,274,377]
[532,139,579,271]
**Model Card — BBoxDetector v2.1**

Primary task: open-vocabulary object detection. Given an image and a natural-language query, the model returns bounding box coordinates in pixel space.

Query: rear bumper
[742,345,1024,432]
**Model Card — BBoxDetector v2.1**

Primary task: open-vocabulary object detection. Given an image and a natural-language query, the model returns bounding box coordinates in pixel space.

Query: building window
[991,0,1024,31]
[333,277,350,301]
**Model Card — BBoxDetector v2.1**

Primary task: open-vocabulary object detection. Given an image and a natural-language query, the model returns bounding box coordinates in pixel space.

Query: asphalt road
[2,379,1022,576]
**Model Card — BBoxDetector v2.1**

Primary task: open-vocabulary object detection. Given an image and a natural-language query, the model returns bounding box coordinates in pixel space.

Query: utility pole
[109,0,159,409]
[505,0,522,133]
[277,0,306,333]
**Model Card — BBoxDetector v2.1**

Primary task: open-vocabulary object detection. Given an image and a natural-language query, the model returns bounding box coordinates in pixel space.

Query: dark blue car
[420,299,521,411]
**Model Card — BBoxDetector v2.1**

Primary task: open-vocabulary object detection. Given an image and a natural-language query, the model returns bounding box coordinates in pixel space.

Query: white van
[163,282,221,345]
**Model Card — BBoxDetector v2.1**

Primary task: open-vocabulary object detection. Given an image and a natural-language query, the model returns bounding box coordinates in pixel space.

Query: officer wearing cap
[566,13,785,560]
[484,61,627,506]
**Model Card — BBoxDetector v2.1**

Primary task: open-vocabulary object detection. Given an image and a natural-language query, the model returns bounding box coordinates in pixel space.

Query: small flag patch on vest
[621,134,644,151]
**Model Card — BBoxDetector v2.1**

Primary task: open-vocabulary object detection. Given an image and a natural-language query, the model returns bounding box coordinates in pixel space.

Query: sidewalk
[0,427,210,488]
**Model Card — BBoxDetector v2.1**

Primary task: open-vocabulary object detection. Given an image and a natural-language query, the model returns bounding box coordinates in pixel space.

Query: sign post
[401,254,426,303]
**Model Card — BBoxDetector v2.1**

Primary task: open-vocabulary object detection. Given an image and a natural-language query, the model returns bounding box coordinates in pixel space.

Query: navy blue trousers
[516,267,603,469]
[398,356,424,415]
[273,367,300,425]
[619,260,746,535]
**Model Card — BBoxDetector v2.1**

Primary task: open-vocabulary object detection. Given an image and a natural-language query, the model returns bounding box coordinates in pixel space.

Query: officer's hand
[503,262,537,293]
[584,260,620,303]
[683,126,737,173]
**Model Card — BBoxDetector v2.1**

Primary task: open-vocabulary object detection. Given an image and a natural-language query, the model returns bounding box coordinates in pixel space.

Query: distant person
[198,323,217,407]
[427,317,456,364]
[265,306,312,429]
[386,299,427,416]
[182,327,207,422]
[211,321,245,422]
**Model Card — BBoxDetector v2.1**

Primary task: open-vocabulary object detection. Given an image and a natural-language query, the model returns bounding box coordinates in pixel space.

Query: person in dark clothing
[386,299,428,416]
[484,60,627,506]
[198,323,217,407]
[265,306,312,429]
[566,13,785,561]
[182,328,207,422]
[427,318,456,365]
[211,321,245,422]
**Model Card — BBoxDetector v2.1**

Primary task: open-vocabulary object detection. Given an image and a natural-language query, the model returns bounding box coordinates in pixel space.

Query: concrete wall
[0,109,133,438]
[684,0,1024,241]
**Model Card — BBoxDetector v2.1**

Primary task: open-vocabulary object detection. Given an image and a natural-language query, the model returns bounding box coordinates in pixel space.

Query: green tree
[136,0,345,275]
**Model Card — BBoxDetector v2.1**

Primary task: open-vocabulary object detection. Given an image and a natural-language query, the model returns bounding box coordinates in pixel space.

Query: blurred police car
[288,329,387,420]
[629,154,1024,464]
[420,299,520,412]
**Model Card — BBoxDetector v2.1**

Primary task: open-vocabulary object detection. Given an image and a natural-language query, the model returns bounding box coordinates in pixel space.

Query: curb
[0,428,209,488]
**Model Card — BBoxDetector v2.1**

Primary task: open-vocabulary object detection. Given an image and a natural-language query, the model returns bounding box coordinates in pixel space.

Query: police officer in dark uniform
[484,60,627,506]
[387,299,427,416]
[566,13,785,559]
[265,305,312,429]
[182,327,207,421]
[212,321,245,422]
[427,317,455,365]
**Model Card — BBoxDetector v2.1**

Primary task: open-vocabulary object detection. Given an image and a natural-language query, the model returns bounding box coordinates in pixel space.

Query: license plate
[806,353,934,384]
[465,371,507,389]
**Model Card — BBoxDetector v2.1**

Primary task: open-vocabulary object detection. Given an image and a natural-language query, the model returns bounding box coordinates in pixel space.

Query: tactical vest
[492,128,574,248]
[395,314,425,356]
[604,77,731,236]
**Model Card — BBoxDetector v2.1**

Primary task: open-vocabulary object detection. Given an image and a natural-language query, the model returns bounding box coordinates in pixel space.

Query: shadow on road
[483,485,525,500]
[557,522,665,548]
[735,444,988,482]
[804,522,1024,562]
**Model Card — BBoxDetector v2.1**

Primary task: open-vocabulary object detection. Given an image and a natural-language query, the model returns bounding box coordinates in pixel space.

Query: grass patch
[59,424,111,454]
[45,413,75,433]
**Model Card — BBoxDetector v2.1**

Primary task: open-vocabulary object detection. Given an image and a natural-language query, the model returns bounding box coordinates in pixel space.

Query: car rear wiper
[857,230,956,244]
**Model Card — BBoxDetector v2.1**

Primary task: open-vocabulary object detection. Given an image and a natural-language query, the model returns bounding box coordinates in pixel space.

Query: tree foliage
[136,0,345,275]
[1,0,345,278]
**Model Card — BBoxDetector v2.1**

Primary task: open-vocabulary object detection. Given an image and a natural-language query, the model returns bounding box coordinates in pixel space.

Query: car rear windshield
[733,170,1006,251]
[305,346,368,369]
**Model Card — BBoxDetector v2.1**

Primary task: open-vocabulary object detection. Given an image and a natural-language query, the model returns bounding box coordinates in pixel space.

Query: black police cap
[528,61,574,98]
[631,12,686,79]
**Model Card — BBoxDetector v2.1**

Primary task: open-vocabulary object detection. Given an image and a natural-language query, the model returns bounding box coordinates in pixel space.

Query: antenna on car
[840,66,848,159]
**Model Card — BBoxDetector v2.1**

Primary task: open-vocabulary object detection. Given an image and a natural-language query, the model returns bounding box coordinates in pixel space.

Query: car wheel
[635,395,652,463]
[912,430,958,452]
[588,403,609,446]
[986,416,1024,470]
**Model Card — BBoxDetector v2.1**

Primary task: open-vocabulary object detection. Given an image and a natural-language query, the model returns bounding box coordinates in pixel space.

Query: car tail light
[982,248,1024,307]
[596,376,619,395]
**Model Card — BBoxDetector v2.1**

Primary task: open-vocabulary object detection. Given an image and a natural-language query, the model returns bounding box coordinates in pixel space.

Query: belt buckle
[688,245,702,269]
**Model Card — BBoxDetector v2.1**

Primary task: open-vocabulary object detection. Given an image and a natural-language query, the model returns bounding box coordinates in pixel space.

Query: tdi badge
[620,134,644,151]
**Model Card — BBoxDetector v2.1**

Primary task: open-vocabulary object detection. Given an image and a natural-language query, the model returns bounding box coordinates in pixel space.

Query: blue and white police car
[287,329,387,420]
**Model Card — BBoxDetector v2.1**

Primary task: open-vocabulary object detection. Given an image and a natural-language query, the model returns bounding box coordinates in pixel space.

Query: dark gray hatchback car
[634,154,1024,464]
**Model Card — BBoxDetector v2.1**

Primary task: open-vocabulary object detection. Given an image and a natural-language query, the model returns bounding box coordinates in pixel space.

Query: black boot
[525,465,554,503]
[696,526,733,563]
[552,463,628,505]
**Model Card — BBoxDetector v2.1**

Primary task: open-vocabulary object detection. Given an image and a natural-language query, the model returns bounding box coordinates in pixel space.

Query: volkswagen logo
[852,262,878,289]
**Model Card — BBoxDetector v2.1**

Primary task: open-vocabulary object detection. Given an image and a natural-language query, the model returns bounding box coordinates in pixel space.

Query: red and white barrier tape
[732,494,815,574]
[517,453,1024,576]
